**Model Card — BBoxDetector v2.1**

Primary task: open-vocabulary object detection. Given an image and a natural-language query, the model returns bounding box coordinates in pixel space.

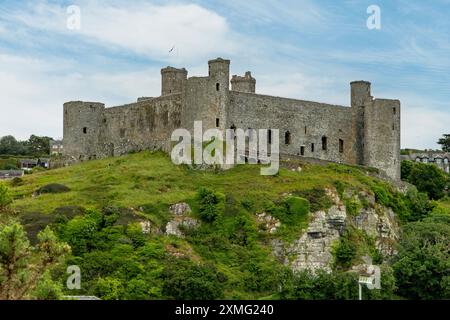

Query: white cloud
[6,0,237,63]
[0,53,161,140]
[401,106,448,150]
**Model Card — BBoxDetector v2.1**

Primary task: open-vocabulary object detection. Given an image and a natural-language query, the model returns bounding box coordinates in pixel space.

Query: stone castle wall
[63,58,401,180]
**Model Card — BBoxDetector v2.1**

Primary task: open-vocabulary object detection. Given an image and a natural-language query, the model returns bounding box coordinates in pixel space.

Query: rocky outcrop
[256,212,281,234]
[286,205,346,273]
[165,203,199,238]
[273,188,399,273]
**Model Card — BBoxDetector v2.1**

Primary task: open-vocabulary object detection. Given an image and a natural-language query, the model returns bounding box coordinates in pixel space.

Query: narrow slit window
[339,139,344,153]
[83,127,87,134]
[285,131,291,145]
[216,83,220,91]
[216,118,220,128]
[268,129,272,144]
[322,136,327,151]
[300,146,305,156]
[311,143,315,153]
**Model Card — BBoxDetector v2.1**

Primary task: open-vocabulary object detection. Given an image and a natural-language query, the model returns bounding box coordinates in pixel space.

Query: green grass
[4,151,408,300]
[10,151,378,216]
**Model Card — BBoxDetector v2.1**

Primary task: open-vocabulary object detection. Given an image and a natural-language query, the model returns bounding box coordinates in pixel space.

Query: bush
[294,188,333,212]
[333,232,357,270]
[0,183,13,211]
[285,197,310,216]
[393,215,450,299]
[10,177,24,187]
[405,162,448,200]
[36,183,70,195]
[281,269,358,300]
[162,258,227,300]
[197,187,225,222]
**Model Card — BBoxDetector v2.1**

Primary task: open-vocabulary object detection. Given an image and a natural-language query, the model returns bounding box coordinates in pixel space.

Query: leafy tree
[401,160,414,181]
[393,215,450,299]
[25,135,52,156]
[438,134,450,152]
[407,162,448,200]
[0,222,70,299]
[405,188,436,222]
[162,258,227,299]
[0,136,22,155]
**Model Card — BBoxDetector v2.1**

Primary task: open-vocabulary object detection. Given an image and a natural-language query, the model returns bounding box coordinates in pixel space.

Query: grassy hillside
[3,151,414,299]
[11,151,382,214]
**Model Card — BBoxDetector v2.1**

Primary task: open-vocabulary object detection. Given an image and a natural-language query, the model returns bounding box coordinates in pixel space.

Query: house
[401,151,450,173]
[19,159,38,171]
[50,140,64,156]
[0,170,24,180]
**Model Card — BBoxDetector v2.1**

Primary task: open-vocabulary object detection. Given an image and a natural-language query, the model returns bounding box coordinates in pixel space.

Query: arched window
[285,131,291,145]
[322,136,327,151]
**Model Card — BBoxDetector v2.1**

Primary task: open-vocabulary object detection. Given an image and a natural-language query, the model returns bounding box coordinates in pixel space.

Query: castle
[63,58,401,180]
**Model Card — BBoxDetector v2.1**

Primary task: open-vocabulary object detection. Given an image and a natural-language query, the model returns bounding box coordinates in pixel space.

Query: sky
[0,0,449,149]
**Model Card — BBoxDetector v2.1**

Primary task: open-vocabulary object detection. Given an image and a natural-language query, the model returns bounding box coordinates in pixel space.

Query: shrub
[0,183,13,211]
[406,162,448,200]
[294,188,333,212]
[10,177,24,187]
[393,215,450,299]
[36,183,70,195]
[197,187,225,222]
[162,258,227,300]
[285,197,310,216]
[332,233,357,270]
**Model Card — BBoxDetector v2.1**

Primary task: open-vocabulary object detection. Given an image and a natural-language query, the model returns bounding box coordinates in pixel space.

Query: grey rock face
[169,202,192,216]
[277,188,399,273]
[166,202,198,238]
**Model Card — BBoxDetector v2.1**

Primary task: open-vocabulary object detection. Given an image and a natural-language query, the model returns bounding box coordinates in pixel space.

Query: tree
[407,162,448,200]
[0,222,70,300]
[438,134,450,152]
[393,215,450,299]
[0,136,22,155]
[26,135,52,156]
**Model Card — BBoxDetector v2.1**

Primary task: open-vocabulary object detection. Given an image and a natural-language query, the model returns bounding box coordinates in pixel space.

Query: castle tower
[63,101,105,160]
[208,58,230,92]
[231,71,256,93]
[350,81,373,165]
[349,81,400,180]
[161,67,188,96]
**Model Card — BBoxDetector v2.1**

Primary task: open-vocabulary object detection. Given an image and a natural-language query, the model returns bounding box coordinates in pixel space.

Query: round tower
[63,101,104,160]
[161,67,188,96]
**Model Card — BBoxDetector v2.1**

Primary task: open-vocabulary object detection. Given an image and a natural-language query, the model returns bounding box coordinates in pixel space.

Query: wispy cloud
[2,0,238,63]
[0,0,449,149]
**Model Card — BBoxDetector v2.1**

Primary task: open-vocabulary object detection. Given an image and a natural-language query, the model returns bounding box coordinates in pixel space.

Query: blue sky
[0,0,449,149]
